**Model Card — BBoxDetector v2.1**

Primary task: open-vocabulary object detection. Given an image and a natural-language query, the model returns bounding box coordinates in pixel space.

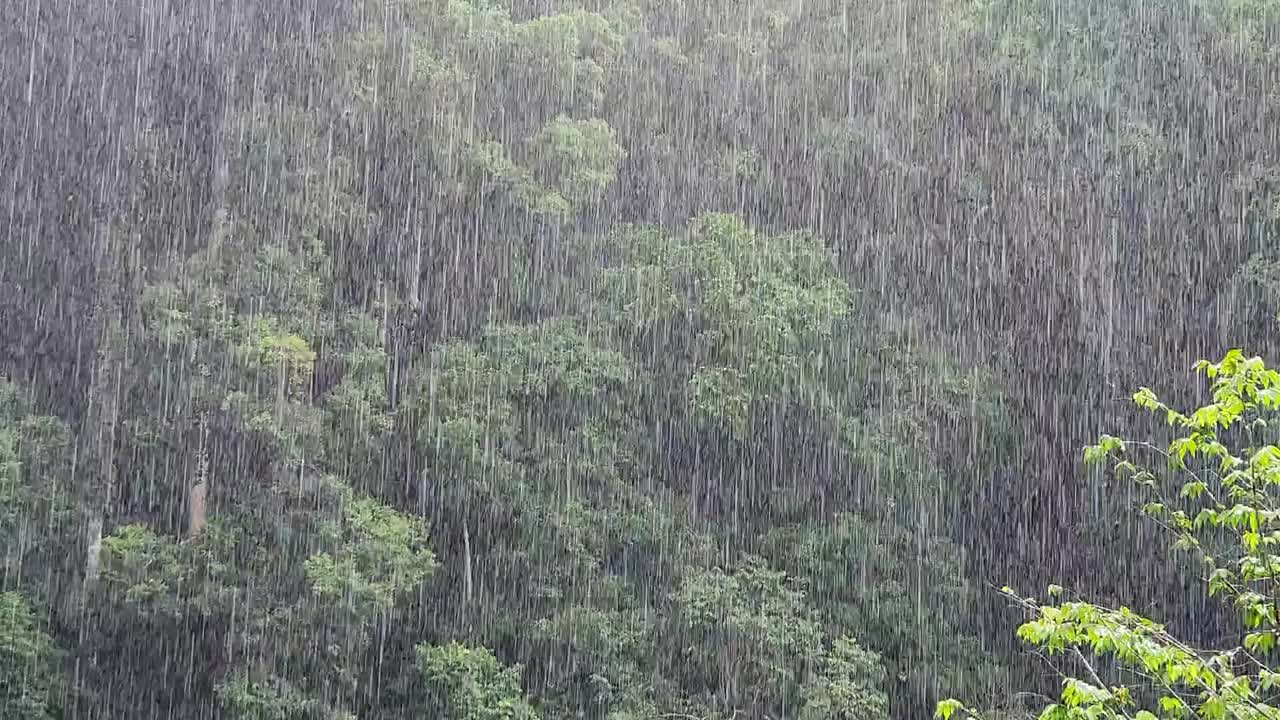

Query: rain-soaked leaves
[942,353,1280,720]
[4,0,1280,718]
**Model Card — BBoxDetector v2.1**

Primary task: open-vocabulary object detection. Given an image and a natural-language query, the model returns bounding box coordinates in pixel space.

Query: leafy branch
[939,350,1280,720]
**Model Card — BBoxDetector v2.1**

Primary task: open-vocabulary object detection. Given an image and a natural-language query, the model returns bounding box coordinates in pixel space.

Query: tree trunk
[83,516,104,593]
[275,352,288,429]
[462,517,474,610]
[188,481,208,537]
[192,70,231,539]
[81,219,125,596]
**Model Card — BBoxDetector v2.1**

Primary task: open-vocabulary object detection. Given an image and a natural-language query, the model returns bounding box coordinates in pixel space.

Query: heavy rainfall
[2,0,1279,718]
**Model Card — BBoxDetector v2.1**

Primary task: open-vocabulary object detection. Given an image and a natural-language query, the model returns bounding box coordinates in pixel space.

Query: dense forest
[3,0,1280,718]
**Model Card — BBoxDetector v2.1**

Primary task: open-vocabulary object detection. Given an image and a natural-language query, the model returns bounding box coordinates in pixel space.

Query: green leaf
[1180,481,1207,499]
[1133,387,1159,410]
[935,698,963,720]
[1245,631,1276,654]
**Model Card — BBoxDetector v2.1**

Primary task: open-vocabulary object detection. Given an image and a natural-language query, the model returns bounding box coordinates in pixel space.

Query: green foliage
[941,350,1280,720]
[0,592,59,719]
[763,513,1004,713]
[674,557,823,659]
[597,212,855,455]
[0,381,74,592]
[603,213,851,375]
[530,605,658,715]
[417,642,539,720]
[420,317,633,494]
[469,140,576,220]
[99,520,238,617]
[8,0,1205,714]
[304,482,438,617]
[216,676,355,720]
[321,312,397,472]
[671,557,889,718]
[530,116,626,203]
[798,636,890,720]
[96,477,437,717]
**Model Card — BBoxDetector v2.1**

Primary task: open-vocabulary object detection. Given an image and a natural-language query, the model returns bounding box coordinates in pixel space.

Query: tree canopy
[2,0,1279,718]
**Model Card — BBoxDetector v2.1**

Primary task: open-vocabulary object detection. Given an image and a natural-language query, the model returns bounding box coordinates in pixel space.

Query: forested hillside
[2,0,1280,718]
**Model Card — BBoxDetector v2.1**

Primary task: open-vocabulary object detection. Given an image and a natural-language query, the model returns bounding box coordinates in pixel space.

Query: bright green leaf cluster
[944,350,1280,720]
[417,642,539,720]
[303,481,438,616]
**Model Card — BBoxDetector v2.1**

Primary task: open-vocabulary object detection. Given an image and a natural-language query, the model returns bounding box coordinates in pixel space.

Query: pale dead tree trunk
[461,517,474,611]
[191,59,231,539]
[410,225,424,311]
[75,0,165,605]
[70,153,131,720]
[403,154,424,313]
[81,221,125,596]
[419,372,438,516]
[207,103,231,262]
[844,2,855,120]
[76,0,167,602]
[720,638,739,711]
[398,216,426,413]
[189,416,209,537]
[1102,229,1118,380]
[275,352,288,428]
[382,279,399,411]
[188,482,208,537]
